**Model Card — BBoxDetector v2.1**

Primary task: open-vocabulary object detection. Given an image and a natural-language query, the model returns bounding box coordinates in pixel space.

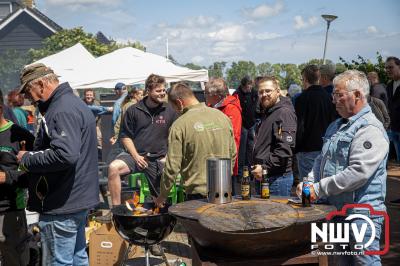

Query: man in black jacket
[386,56,400,205]
[16,63,99,265]
[251,76,297,196]
[0,101,34,266]
[295,65,336,179]
[386,56,400,163]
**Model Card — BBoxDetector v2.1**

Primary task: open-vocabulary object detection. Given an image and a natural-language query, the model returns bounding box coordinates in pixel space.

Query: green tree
[0,50,31,92]
[226,61,257,88]
[280,63,302,90]
[339,52,387,83]
[208,61,226,79]
[184,63,204,70]
[257,62,274,76]
[298,58,333,71]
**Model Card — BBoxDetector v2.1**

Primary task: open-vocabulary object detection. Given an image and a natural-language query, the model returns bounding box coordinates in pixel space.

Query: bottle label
[261,183,270,198]
[303,181,311,196]
[241,185,250,196]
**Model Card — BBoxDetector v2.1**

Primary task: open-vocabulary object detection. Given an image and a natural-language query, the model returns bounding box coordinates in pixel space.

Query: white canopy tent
[31,43,96,84]
[32,43,209,89]
[69,47,209,89]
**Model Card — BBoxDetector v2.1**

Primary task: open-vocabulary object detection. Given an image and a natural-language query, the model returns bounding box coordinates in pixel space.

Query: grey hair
[205,78,229,96]
[28,73,59,88]
[333,70,369,99]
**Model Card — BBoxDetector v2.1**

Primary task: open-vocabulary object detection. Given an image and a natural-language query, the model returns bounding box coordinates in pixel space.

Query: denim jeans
[39,210,89,266]
[331,216,384,266]
[387,130,400,162]
[237,126,256,177]
[296,151,321,179]
[269,173,293,196]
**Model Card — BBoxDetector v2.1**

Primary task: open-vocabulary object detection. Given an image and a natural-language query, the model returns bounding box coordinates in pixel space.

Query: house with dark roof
[96,31,111,45]
[0,0,62,54]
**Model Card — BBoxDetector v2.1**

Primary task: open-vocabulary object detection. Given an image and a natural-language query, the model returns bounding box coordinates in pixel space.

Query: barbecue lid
[198,200,298,233]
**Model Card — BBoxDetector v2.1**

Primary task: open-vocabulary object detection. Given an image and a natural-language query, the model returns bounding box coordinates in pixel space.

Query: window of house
[0,2,12,20]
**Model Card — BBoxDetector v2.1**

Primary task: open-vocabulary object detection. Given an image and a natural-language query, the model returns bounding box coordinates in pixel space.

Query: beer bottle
[261,169,270,199]
[241,166,251,200]
[302,176,311,207]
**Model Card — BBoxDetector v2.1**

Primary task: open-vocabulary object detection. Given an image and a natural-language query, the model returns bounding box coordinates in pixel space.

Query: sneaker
[149,243,163,257]
[94,211,112,224]
[388,198,400,206]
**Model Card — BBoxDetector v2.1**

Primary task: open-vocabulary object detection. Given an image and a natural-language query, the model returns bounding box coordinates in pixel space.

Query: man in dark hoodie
[0,100,34,266]
[15,63,99,265]
[251,76,297,196]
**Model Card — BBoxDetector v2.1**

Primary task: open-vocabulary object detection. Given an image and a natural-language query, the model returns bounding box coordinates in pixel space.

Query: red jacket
[216,95,242,175]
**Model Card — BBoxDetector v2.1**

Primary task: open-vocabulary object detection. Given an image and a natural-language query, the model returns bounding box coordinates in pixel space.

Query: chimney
[22,0,34,8]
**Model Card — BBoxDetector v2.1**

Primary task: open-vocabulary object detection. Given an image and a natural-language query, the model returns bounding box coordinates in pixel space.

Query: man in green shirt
[155,82,236,205]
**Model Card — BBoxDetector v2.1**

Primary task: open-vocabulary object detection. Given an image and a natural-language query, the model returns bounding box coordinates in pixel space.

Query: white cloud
[183,16,216,28]
[45,0,121,10]
[251,32,281,40]
[294,15,319,30]
[191,55,205,64]
[367,26,378,34]
[208,25,247,42]
[210,41,246,56]
[243,1,284,19]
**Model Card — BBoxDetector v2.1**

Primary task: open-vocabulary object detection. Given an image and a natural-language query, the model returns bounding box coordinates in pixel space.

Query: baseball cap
[19,63,55,93]
[114,82,126,90]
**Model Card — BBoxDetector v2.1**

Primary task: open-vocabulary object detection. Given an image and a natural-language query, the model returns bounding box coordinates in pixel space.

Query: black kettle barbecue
[112,202,176,266]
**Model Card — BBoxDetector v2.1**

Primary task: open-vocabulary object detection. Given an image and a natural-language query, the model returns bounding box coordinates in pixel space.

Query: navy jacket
[21,82,99,214]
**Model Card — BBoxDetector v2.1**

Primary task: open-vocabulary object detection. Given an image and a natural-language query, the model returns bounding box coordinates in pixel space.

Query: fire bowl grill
[169,197,335,257]
[112,203,176,247]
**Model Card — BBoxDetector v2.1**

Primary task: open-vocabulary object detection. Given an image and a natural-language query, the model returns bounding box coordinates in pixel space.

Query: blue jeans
[238,126,256,177]
[296,151,321,179]
[39,210,89,266]
[269,173,293,196]
[332,216,384,266]
[387,130,400,162]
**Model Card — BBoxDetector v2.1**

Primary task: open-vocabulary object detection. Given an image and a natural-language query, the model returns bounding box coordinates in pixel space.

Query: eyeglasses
[331,89,356,99]
[258,89,277,96]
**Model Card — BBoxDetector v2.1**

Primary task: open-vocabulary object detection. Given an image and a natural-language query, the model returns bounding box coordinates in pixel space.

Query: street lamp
[321,14,338,64]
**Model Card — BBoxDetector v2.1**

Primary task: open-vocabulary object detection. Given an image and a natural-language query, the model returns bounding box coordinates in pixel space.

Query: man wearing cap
[16,63,99,264]
[111,82,128,128]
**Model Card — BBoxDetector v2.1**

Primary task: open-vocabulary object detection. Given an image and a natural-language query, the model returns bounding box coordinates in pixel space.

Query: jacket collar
[348,104,371,123]
[38,82,72,114]
[183,102,205,114]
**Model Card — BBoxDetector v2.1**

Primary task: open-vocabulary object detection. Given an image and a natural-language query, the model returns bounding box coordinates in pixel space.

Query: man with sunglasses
[15,63,99,265]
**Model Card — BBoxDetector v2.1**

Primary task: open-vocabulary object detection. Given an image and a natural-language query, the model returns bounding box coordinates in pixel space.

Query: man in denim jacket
[297,70,389,265]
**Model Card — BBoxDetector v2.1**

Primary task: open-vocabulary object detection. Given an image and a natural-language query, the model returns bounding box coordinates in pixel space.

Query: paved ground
[125,223,191,266]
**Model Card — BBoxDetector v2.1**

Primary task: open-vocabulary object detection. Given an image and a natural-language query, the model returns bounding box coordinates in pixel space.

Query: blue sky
[36,0,400,66]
